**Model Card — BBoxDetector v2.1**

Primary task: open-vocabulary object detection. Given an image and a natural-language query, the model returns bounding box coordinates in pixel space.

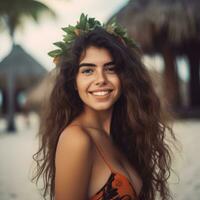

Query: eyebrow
[79,61,115,68]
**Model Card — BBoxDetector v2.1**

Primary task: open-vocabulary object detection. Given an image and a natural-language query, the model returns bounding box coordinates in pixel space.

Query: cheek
[112,76,121,91]
[117,81,122,96]
[114,78,122,99]
[76,84,86,103]
[76,76,90,95]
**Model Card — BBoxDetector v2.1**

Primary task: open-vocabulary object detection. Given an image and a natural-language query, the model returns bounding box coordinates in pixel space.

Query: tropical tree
[0,0,56,132]
[0,0,55,41]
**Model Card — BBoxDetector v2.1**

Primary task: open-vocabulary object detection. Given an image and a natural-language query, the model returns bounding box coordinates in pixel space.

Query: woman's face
[76,46,121,111]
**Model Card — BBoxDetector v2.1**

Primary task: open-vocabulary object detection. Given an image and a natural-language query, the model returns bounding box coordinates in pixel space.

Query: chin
[88,103,114,112]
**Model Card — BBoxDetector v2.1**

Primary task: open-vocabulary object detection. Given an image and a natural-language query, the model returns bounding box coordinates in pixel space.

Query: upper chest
[88,133,142,197]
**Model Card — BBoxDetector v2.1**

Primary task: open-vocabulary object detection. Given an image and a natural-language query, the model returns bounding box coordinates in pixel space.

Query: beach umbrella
[0,45,47,132]
[113,0,200,113]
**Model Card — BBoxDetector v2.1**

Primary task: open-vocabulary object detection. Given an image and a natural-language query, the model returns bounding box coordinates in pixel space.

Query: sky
[0,0,129,71]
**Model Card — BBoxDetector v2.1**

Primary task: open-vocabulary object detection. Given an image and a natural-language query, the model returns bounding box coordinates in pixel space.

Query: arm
[55,126,93,200]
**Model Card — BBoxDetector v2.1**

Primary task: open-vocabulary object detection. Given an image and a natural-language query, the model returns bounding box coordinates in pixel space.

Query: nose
[95,70,107,86]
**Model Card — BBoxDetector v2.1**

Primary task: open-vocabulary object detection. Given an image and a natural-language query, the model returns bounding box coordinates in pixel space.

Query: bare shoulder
[56,125,94,153]
[55,125,95,199]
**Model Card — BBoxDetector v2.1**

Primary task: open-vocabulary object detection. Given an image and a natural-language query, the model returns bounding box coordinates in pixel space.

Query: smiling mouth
[89,90,113,96]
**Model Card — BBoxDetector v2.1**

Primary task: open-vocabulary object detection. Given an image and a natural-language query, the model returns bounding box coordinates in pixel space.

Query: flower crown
[48,13,137,63]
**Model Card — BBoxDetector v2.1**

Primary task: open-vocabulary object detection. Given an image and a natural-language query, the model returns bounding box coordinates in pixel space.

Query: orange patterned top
[89,141,138,200]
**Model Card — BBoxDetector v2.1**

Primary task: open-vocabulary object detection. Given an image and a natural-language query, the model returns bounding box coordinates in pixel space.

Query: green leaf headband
[48,13,137,64]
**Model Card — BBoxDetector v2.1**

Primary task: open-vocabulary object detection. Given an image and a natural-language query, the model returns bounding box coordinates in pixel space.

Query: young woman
[33,14,175,200]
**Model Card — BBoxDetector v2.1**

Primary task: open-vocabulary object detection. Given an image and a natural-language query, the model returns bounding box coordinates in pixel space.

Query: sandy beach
[0,113,200,200]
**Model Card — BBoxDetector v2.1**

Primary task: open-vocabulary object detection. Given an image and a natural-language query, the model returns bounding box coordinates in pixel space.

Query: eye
[105,65,116,73]
[81,68,94,75]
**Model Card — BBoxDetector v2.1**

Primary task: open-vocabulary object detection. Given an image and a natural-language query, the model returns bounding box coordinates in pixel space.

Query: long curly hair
[32,27,176,200]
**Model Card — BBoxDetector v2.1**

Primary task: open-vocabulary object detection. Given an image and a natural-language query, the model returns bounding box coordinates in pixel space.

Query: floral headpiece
[48,13,137,64]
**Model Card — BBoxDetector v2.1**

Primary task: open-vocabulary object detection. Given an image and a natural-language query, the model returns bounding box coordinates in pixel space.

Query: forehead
[79,46,113,64]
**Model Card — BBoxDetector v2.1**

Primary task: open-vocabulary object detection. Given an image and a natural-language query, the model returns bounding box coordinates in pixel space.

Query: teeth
[91,90,111,96]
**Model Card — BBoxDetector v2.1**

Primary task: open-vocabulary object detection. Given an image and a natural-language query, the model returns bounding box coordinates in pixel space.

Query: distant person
[32,14,175,200]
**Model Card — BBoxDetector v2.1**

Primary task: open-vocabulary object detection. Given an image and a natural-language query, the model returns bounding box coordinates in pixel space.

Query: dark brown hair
[32,27,176,200]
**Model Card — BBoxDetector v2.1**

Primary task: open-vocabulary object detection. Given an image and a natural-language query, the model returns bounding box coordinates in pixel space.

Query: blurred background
[0,0,200,199]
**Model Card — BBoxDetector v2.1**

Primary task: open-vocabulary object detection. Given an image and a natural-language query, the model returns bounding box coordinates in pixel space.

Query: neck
[75,106,113,135]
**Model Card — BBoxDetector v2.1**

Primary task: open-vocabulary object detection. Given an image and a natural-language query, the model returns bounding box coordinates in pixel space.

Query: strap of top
[68,124,115,173]
[92,139,115,173]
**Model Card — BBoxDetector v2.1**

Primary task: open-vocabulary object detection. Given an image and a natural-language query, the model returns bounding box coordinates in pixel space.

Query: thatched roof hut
[114,0,200,53]
[113,0,200,116]
[0,44,47,131]
[0,44,47,89]
[25,68,57,111]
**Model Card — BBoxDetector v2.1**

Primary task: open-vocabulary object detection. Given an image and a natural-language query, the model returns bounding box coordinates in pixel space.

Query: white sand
[169,120,200,200]
[0,114,199,200]
[0,114,41,200]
